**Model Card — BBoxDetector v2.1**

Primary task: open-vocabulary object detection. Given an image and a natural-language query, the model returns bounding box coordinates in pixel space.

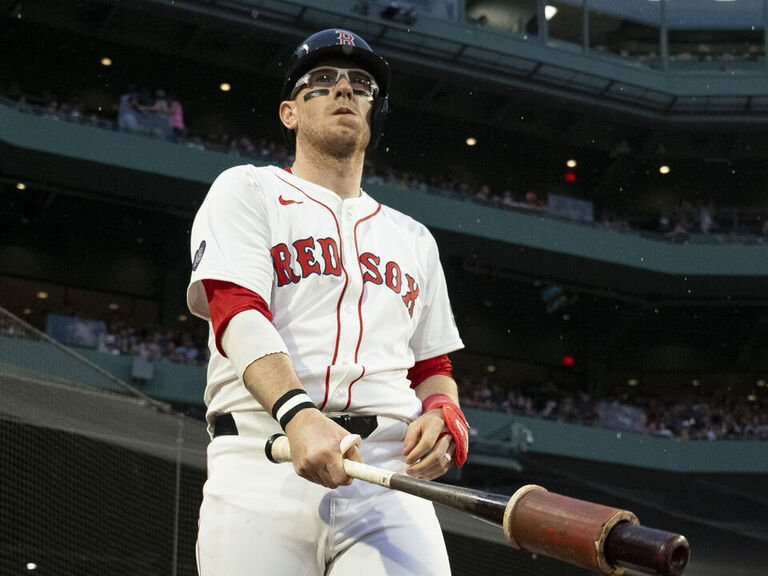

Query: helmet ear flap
[368,94,389,150]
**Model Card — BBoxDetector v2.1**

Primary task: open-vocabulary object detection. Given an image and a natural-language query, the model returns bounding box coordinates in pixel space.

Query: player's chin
[326,127,369,154]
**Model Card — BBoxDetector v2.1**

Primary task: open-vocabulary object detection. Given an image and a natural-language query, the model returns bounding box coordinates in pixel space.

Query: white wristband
[221,309,289,379]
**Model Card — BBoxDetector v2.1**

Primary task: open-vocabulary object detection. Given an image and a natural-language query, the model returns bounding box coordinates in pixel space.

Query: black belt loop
[331,414,378,439]
[213,413,238,437]
[212,413,378,439]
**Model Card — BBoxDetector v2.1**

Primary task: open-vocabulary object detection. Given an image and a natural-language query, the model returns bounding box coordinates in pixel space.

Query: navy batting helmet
[280,28,391,150]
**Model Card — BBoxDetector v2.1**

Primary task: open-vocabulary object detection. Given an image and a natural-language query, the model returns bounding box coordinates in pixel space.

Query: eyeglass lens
[307,68,376,97]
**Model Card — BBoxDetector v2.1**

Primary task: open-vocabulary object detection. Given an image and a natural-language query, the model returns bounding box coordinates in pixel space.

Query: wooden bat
[265,433,690,576]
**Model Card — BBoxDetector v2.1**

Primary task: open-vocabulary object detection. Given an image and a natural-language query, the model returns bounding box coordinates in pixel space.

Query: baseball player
[187,28,470,575]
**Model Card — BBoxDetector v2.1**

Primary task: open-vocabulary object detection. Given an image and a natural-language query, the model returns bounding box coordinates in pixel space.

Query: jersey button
[335,389,345,398]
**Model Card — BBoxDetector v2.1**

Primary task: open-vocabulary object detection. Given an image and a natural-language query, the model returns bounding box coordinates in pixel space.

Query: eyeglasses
[291,66,379,101]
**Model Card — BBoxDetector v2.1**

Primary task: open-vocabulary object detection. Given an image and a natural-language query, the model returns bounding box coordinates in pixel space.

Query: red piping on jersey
[343,203,382,410]
[274,172,347,410]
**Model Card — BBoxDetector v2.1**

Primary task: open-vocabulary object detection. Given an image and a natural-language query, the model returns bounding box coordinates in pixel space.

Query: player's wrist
[421,393,457,413]
[271,389,317,430]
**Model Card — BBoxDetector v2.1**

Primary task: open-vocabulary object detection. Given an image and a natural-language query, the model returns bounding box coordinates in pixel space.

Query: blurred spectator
[699,202,714,234]
[139,89,171,138]
[173,333,200,365]
[117,87,140,132]
[381,0,416,25]
[665,215,690,242]
[168,93,185,140]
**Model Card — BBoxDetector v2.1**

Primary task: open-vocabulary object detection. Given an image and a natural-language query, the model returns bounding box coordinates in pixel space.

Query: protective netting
[0,305,592,576]
[0,418,206,575]
[0,305,209,575]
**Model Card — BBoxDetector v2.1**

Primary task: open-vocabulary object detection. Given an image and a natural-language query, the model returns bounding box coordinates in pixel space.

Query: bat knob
[265,433,286,463]
[340,433,362,456]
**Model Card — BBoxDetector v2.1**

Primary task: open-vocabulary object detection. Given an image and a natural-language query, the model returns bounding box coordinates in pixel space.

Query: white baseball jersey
[187,164,463,427]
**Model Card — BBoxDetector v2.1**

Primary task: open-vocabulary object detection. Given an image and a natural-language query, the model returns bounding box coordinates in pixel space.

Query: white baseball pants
[196,411,452,576]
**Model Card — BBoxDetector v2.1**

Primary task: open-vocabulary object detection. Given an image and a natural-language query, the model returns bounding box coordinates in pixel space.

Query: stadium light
[16,182,26,190]
[36,291,48,300]
[566,159,577,168]
[659,165,671,175]
[100,57,112,67]
[627,379,638,386]
[545,6,558,20]
[219,83,231,92]
[466,137,477,146]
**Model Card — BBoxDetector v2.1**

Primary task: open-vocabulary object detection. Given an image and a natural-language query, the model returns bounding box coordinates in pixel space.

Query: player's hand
[283,409,363,489]
[402,410,455,480]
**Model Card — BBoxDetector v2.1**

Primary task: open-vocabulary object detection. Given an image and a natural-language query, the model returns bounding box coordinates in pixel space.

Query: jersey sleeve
[408,233,464,362]
[186,165,274,321]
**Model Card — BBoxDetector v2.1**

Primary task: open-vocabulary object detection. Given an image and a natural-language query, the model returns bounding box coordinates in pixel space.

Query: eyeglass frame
[289,66,379,102]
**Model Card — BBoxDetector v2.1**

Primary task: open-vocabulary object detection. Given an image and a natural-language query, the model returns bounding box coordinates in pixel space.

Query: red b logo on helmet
[336,30,355,45]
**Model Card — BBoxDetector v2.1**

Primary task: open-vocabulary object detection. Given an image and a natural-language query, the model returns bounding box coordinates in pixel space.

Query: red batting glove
[421,394,470,467]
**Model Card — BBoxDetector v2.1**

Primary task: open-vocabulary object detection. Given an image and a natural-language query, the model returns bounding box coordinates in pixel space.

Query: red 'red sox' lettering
[360,253,382,284]
[317,237,341,276]
[293,237,321,278]
[271,240,419,316]
[271,243,300,286]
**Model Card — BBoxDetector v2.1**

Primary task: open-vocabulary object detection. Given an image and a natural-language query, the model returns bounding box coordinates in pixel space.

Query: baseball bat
[265,433,690,576]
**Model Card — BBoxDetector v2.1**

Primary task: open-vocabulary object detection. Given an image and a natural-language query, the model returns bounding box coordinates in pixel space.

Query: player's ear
[279,100,298,131]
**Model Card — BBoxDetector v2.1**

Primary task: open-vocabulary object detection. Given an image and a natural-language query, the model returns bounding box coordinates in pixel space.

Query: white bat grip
[342,460,395,487]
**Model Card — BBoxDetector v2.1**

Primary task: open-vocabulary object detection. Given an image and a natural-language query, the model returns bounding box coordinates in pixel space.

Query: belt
[213,412,379,439]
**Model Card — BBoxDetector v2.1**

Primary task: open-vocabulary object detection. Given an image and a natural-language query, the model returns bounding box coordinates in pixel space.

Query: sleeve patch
[192,240,206,271]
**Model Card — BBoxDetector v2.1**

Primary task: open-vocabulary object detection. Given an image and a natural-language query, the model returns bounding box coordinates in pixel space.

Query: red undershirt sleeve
[202,279,273,357]
[407,354,453,389]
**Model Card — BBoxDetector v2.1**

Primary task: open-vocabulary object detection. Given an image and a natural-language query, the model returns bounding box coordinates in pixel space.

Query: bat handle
[265,433,394,487]
[265,433,362,463]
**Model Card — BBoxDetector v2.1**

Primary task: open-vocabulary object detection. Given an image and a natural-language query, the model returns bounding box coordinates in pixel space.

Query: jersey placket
[325,201,367,411]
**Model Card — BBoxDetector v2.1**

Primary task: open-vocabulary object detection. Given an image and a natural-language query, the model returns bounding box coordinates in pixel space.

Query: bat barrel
[604,522,690,576]
[503,486,690,576]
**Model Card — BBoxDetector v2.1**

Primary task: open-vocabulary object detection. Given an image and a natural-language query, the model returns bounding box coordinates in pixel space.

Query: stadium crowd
[3,84,767,241]
[457,375,768,441]
[69,317,767,442]
[95,320,209,367]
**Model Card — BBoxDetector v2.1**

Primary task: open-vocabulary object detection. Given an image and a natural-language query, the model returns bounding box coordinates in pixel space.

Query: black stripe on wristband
[271,389,306,420]
[278,401,316,430]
